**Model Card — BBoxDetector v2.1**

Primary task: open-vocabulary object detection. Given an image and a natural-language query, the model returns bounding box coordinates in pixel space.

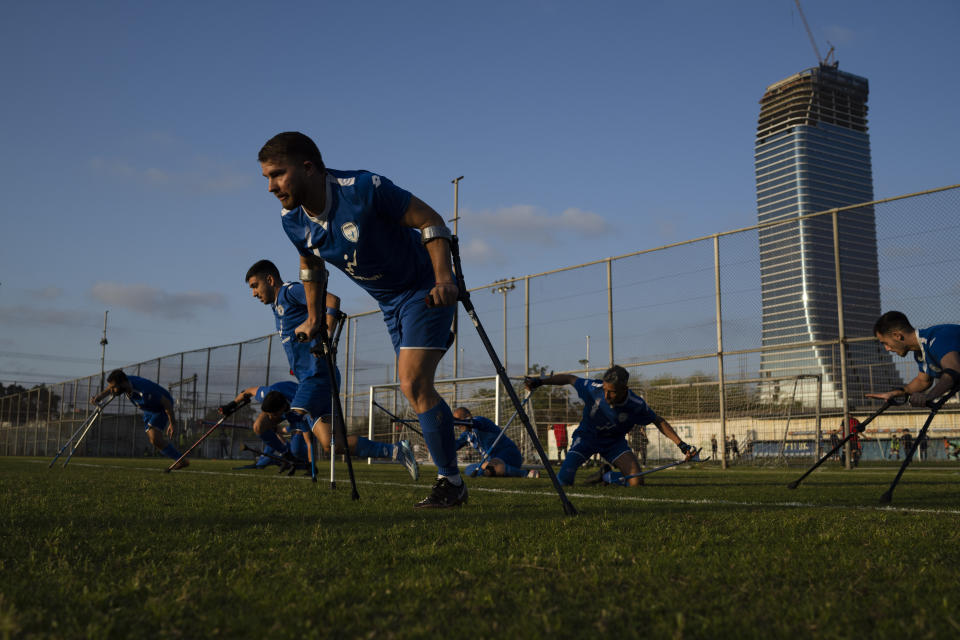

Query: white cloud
[463,205,611,246]
[87,156,251,194]
[90,282,226,319]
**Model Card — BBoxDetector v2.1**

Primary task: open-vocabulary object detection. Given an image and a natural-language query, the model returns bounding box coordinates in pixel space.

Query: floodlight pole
[99,311,109,390]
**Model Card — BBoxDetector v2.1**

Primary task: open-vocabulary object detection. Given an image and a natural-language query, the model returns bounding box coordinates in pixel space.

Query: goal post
[367,375,541,467]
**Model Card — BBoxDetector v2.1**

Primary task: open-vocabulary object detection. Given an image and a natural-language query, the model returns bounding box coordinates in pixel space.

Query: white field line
[30,459,960,517]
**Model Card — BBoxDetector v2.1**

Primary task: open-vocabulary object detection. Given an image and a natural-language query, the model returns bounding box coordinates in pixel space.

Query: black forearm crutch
[880,390,957,504]
[787,397,903,489]
[166,398,251,472]
[446,235,577,516]
[50,395,116,468]
[371,400,425,437]
[305,285,359,499]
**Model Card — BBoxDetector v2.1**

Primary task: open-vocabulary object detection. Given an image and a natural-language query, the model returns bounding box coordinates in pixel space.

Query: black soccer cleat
[413,477,468,509]
[585,463,612,485]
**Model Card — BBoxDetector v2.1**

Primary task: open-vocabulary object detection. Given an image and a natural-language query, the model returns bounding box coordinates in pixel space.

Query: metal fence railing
[4,184,960,466]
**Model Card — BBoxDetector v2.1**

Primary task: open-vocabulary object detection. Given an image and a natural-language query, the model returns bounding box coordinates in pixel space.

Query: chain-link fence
[4,184,960,466]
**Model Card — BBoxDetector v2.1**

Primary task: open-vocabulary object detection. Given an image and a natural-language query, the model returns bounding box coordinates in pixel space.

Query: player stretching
[91,369,187,468]
[524,365,697,487]
[867,311,960,406]
[244,260,418,479]
[453,407,539,478]
[258,132,463,508]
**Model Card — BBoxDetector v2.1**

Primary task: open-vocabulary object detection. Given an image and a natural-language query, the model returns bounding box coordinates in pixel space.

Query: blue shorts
[568,431,632,465]
[490,445,523,468]
[142,410,169,432]
[291,374,338,422]
[381,288,456,354]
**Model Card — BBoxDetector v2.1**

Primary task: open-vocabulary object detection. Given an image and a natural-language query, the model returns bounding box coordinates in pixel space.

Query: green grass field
[2,456,960,639]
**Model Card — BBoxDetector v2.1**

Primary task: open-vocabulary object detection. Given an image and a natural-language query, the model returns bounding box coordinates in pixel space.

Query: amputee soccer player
[91,369,188,468]
[453,407,539,478]
[244,260,418,480]
[867,311,960,406]
[258,132,462,508]
[524,365,697,487]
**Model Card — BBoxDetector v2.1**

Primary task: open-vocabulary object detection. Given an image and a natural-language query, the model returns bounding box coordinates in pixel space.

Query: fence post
[714,235,727,470]
[524,276,530,378]
[832,210,851,469]
[606,258,614,367]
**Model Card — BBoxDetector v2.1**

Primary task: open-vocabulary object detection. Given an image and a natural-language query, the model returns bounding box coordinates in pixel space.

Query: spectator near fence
[918,432,928,461]
[890,433,901,460]
[901,429,914,459]
[553,423,568,462]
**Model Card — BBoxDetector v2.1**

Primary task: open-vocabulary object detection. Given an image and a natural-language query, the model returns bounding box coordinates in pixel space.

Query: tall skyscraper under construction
[754,63,898,408]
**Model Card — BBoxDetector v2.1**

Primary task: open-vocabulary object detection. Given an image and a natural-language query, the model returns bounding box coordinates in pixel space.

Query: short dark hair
[245,259,281,283]
[106,369,128,385]
[261,390,290,414]
[874,311,914,336]
[602,365,629,386]
[258,132,325,171]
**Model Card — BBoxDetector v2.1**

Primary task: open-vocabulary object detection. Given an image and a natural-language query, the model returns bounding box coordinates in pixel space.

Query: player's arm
[220,386,257,414]
[910,351,960,405]
[866,372,932,401]
[652,417,697,459]
[401,196,457,306]
[160,395,177,438]
[90,388,114,404]
[524,374,577,391]
[295,254,329,341]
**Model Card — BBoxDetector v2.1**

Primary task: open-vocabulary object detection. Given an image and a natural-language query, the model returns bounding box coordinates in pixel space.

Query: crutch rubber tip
[563,501,578,516]
[786,481,799,490]
[879,492,893,504]
[164,469,172,474]
[351,491,360,501]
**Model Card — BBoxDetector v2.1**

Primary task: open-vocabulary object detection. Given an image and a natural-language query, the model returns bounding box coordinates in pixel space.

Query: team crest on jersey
[276,303,285,316]
[341,222,359,243]
[618,412,628,423]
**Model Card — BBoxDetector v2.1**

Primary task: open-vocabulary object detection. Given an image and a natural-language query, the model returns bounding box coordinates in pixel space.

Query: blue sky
[1,0,958,386]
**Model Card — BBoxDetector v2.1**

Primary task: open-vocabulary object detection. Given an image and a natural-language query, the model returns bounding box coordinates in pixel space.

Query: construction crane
[793,0,836,66]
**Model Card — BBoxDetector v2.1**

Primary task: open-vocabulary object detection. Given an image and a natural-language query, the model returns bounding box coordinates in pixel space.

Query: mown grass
[2,457,960,639]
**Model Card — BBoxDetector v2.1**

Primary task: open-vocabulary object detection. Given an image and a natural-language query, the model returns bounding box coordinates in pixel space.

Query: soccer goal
[367,375,542,467]
[637,373,824,467]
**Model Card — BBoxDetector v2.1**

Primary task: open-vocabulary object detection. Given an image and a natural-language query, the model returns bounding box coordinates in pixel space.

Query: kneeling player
[91,369,188,468]
[524,365,696,487]
[223,380,418,479]
[453,407,539,478]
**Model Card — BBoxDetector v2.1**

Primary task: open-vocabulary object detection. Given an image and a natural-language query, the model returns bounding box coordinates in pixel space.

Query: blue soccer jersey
[279,169,436,308]
[572,377,660,439]
[253,381,308,429]
[273,281,328,381]
[455,416,521,460]
[126,376,173,413]
[915,325,960,378]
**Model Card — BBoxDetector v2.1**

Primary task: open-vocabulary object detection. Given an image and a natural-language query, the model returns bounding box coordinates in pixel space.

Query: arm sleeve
[571,377,592,403]
[454,431,470,451]
[369,173,413,224]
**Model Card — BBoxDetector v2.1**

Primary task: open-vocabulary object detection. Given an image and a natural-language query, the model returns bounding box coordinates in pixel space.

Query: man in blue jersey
[258,132,463,508]
[524,365,697,487]
[867,311,960,407]
[453,407,539,478]
[243,260,418,480]
[90,369,188,468]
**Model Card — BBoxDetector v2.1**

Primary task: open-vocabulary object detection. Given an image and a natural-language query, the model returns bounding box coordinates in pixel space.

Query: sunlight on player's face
[603,381,628,406]
[261,159,311,210]
[876,331,909,357]
[248,276,276,305]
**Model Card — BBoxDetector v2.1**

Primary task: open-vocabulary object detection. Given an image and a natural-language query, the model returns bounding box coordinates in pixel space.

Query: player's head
[246,260,282,305]
[261,390,290,420]
[106,369,130,394]
[258,132,325,210]
[602,365,630,406]
[453,406,472,431]
[873,311,915,357]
